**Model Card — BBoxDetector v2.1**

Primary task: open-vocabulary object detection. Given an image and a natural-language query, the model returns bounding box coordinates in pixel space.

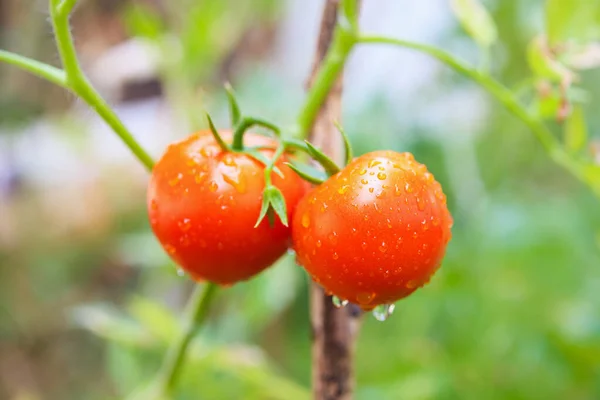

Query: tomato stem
[232,116,281,151]
[156,283,219,395]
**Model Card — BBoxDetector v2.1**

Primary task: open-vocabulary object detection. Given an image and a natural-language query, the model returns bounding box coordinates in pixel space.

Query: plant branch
[306,1,363,399]
[295,8,357,140]
[46,0,155,171]
[156,283,218,396]
[358,35,591,188]
[0,50,68,89]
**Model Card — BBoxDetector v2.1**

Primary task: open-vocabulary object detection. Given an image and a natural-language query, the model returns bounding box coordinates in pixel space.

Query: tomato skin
[147,131,307,285]
[292,151,452,309]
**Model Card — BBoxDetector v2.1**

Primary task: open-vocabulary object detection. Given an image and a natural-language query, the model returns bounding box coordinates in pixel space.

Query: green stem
[156,283,218,395]
[357,36,577,167]
[295,26,356,139]
[358,35,600,195]
[232,117,281,150]
[48,1,155,171]
[0,50,68,89]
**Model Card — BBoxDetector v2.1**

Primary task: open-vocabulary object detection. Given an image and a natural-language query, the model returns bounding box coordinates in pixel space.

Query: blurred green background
[1,0,599,399]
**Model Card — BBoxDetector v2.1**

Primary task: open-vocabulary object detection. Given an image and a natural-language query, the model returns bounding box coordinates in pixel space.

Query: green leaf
[534,90,562,119]
[450,0,498,48]
[546,0,600,45]
[255,186,288,227]
[285,162,327,185]
[304,141,341,176]
[68,303,152,347]
[122,4,165,40]
[127,296,178,344]
[527,36,571,81]
[564,105,588,153]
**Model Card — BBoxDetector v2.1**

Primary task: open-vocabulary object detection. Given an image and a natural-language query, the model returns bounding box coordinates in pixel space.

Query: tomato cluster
[148,128,452,310]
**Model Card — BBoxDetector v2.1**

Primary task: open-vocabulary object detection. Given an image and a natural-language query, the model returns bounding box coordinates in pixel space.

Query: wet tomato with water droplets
[148,130,307,285]
[292,151,453,309]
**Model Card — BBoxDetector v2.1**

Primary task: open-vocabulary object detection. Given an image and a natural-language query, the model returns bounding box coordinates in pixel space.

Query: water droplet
[424,172,434,183]
[378,166,385,171]
[332,296,348,308]
[356,292,375,305]
[378,242,387,253]
[406,280,418,289]
[372,304,395,322]
[328,232,338,244]
[223,173,246,193]
[359,169,367,175]
[332,252,339,260]
[164,244,177,255]
[416,197,426,211]
[179,235,190,247]
[223,155,236,166]
[287,248,296,256]
[177,268,185,277]
[338,185,349,194]
[412,231,418,239]
[209,181,218,192]
[169,173,184,186]
[316,239,322,248]
[369,171,375,176]
[368,160,381,168]
[361,242,368,250]
[377,172,387,180]
[302,213,311,228]
[178,218,192,232]
[361,179,368,185]
[404,182,414,193]
[368,187,374,193]
[195,172,207,184]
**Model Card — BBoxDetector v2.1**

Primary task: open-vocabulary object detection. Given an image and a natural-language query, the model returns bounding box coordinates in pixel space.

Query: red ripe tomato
[147,131,307,285]
[292,150,452,309]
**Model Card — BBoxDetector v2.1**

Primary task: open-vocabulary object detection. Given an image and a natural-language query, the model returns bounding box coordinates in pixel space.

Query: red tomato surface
[147,131,307,285]
[292,151,453,309]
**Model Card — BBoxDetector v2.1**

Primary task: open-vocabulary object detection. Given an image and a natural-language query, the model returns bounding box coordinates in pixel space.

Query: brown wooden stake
[306,1,362,399]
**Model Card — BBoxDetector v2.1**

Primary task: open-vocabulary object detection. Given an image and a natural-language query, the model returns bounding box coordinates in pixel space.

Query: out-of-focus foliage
[1,0,599,399]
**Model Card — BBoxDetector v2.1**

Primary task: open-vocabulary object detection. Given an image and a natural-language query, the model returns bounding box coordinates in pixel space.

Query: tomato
[147,130,307,285]
[292,151,452,309]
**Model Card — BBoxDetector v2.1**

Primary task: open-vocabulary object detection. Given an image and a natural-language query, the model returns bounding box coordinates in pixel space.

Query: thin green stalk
[48,0,155,171]
[357,35,585,175]
[0,50,68,89]
[156,283,218,395]
[295,27,356,139]
[359,35,560,153]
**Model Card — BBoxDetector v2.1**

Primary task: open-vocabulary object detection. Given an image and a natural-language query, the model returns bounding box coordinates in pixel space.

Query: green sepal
[224,82,241,126]
[205,113,231,152]
[245,150,284,178]
[304,141,341,176]
[285,162,327,185]
[255,186,288,228]
[334,121,353,166]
